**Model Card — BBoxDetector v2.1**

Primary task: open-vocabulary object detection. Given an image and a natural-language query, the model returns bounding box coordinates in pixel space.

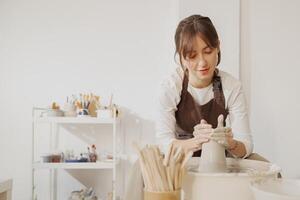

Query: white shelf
[33,161,115,169]
[0,179,12,194]
[32,107,121,200]
[34,116,117,124]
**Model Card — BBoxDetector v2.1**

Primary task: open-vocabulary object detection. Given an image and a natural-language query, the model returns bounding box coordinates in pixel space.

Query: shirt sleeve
[227,81,254,158]
[155,70,182,154]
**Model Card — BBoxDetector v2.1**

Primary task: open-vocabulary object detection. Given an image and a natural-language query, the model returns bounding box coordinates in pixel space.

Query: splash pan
[183,158,281,200]
[251,179,300,200]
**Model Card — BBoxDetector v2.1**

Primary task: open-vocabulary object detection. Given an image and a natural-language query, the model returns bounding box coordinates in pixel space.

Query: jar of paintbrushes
[73,93,100,117]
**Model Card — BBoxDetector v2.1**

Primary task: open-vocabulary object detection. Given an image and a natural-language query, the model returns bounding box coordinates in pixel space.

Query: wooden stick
[174,162,180,190]
[169,156,175,190]
[173,147,182,162]
[166,166,174,191]
[181,151,193,170]
[163,142,173,166]
[153,146,169,191]
[142,147,158,191]
[174,150,184,190]
[179,167,186,189]
[169,146,179,190]
[147,146,164,191]
[132,143,152,190]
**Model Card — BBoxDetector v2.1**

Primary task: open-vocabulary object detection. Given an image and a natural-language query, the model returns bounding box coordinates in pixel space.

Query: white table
[0,179,12,200]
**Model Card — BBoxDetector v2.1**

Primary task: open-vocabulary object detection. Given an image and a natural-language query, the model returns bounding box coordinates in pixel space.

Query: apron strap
[183,68,224,108]
[212,69,226,109]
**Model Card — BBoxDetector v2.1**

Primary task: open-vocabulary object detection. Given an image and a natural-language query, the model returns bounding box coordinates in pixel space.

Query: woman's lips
[197,68,210,75]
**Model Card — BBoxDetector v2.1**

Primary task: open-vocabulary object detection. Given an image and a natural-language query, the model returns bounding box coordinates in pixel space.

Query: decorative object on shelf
[99,150,113,162]
[88,94,100,117]
[106,154,113,160]
[77,107,89,117]
[41,102,64,117]
[32,106,120,200]
[75,93,101,117]
[41,93,119,118]
[65,159,88,163]
[96,106,113,119]
[45,109,64,117]
[40,152,64,163]
[77,153,89,162]
[41,153,52,163]
[69,187,97,200]
[88,144,98,162]
[64,149,75,162]
[96,94,119,119]
[63,96,77,117]
[52,102,60,110]
[51,153,62,163]
[55,146,99,163]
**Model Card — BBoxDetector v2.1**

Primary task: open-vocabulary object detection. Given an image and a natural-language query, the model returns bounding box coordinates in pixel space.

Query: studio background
[0,0,299,199]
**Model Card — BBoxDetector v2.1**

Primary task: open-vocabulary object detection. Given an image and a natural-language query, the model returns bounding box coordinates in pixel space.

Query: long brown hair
[175,14,221,67]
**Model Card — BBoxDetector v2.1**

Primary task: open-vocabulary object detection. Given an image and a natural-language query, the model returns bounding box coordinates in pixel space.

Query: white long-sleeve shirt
[155,67,253,158]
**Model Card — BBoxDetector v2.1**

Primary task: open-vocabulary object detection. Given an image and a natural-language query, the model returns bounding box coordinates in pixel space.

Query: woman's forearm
[173,138,248,158]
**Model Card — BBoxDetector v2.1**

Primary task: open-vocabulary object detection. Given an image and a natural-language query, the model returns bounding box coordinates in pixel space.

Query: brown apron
[175,69,229,157]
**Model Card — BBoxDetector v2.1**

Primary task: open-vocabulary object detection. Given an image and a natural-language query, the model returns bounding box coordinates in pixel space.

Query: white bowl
[46,109,64,117]
[251,179,300,200]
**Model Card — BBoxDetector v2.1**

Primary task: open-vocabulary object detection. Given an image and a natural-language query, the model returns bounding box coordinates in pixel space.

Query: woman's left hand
[211,128,234,149]
[210,115,235,149]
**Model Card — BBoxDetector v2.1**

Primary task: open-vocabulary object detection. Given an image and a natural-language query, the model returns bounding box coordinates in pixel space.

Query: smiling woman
[181,36,219,88]
[156,14,254,159]
[175,15,221,89]
[124,14,271,200]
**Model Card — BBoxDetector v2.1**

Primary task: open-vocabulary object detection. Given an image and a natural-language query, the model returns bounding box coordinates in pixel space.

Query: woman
[125,14,265,200]
[156,14,253,158]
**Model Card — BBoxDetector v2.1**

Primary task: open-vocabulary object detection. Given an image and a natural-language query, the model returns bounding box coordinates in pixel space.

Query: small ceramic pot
[96,109,112,118]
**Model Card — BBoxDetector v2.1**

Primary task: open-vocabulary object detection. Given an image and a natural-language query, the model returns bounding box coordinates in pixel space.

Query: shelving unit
[32,107,121,200]
[0,179,12,200]
[34,116,116,124]
[33,161,115,170]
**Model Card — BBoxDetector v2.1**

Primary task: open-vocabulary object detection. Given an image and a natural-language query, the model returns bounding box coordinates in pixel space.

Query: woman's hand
[211,129,234,149]
[210,115,235,150]
[193,119,213,138]
[173,136,210,155]
[173,119,212,154]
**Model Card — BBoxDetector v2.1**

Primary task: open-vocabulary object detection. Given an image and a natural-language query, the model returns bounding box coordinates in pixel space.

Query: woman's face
[182,35,219,87]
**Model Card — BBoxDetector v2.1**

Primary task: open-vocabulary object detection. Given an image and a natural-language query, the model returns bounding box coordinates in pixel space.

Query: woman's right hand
[193,119,213,138]
[173,119,212,154]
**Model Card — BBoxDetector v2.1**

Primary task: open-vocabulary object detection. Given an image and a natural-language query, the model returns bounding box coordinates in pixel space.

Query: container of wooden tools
[144,190,181,200]
[134,143,192,200]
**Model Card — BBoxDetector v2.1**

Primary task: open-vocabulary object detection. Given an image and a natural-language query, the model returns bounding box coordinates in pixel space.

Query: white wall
[0,0,178,199]
[0,0,240,199]
[241,0,300,178]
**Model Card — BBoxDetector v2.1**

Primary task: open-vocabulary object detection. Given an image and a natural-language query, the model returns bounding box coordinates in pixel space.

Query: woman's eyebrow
[187,50,197,54]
